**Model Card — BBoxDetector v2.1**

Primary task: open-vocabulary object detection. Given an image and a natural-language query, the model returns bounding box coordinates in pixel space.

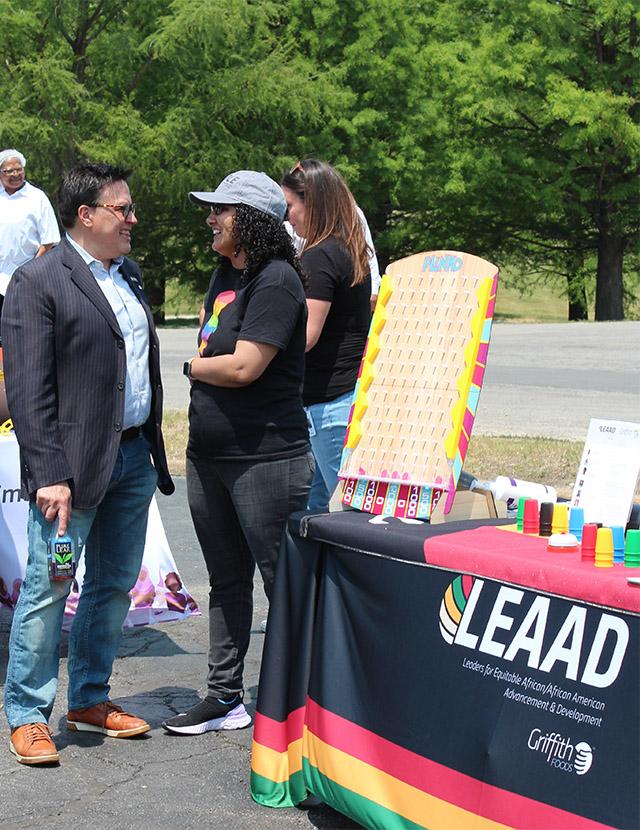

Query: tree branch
[481,117,538,133]
[514,109,540,130]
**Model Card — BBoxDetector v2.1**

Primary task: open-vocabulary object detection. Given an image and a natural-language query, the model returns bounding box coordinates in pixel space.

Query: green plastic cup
[624,529,640,568]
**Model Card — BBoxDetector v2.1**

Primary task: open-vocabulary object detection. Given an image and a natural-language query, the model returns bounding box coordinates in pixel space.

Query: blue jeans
[4,435,158,728]
[305,390,353,512]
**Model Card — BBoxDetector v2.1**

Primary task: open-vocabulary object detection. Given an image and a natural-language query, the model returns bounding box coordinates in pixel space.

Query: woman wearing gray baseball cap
[163,171,314,736]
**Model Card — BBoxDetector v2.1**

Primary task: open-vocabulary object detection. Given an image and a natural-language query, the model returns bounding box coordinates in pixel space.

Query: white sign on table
[571,419,640,527]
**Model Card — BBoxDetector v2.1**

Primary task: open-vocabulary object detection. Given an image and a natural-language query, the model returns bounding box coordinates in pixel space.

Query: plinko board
[339,251,498,518]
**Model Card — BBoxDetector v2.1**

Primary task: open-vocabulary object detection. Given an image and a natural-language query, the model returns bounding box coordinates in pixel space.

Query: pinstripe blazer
[1,237,174,509]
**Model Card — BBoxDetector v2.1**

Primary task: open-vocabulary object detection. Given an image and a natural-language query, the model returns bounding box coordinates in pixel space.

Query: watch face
[183,361,190,377]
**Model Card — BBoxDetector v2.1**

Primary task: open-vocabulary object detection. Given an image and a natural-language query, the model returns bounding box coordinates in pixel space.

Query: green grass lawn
[494,282,571,322]
[164,278,201,320]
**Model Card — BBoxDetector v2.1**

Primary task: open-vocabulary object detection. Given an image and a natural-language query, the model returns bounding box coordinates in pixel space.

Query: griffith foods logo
[438,576,629,689]
[528,729,594,775]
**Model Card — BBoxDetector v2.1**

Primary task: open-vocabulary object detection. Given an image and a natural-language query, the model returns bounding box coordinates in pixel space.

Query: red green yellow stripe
[253,706,305,753]
[252,699,613,828]
[250,768,307,808]
[252,735,303,783]
[252,706,305,788]
[304,699,613,829]
[305,725,508,829]
[303,757,433,830]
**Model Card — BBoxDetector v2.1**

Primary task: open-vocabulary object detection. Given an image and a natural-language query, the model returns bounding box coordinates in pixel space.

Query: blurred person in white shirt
[0,149,60,303]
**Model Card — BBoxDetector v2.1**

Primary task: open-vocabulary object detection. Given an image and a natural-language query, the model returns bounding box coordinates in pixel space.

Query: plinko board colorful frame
[339,250,498,519]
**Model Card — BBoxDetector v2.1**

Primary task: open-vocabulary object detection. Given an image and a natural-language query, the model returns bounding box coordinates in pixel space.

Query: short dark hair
[58,162,132,229]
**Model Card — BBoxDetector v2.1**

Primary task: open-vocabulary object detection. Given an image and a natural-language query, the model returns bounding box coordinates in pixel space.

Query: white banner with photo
[0,434,199,628]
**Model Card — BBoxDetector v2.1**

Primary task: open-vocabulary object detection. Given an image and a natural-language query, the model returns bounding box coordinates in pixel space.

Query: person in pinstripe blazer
[1,163,174,765]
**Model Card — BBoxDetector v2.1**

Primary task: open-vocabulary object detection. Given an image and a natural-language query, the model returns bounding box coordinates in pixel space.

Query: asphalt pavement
[1,319,637,828]
[0,479,360,830]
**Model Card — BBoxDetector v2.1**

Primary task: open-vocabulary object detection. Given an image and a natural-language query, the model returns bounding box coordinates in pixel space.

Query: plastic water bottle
[471,476,557,518]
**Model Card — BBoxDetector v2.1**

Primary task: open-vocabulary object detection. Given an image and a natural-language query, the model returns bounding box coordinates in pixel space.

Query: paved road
[0,478,360,830]
[1,320,636,828]
[160,321,640,441]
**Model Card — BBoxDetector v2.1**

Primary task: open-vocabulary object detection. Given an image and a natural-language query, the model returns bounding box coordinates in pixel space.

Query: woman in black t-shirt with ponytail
[282,159,371,512]
[163,171,314,736]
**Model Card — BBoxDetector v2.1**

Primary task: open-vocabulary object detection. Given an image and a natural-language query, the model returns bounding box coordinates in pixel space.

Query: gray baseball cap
[189,170,286,222]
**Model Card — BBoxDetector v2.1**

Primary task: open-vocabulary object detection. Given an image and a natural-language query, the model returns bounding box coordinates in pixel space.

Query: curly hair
[229,205,307,289]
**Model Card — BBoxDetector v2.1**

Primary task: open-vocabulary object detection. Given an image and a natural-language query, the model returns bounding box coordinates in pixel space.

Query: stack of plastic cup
[569,507,585,542]
[581,523,598,562]
[517,497,526,532]
[625,529,640,567]
[594,527,614,568]
[523,499,539,534]
[551,503,569,535]
[611,526,625,564]
[539,503,553,537]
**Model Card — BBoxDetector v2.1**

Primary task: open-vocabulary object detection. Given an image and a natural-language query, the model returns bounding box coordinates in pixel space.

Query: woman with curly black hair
[163,171,314,736]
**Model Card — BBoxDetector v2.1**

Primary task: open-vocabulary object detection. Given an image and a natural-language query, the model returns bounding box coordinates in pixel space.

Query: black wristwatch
[183,360,193,379]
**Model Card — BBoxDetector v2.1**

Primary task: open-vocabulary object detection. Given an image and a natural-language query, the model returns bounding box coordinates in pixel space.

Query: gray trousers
[186,451,314,698]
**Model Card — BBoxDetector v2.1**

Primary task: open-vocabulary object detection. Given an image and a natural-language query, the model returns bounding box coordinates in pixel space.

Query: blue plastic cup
[611,525,625,564]
[569,506,585,542]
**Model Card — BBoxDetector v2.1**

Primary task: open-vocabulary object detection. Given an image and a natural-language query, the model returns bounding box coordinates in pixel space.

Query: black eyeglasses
[0,167,24,176]
[93,202,137,219]
[209,204,231,215]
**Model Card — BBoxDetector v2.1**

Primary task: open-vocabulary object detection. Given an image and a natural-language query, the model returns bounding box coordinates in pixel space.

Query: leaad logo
[439,576,629,689]
[527,729,594,776]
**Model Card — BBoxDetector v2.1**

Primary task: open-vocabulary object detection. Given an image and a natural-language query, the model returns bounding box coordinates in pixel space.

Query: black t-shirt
[187,260,309,461]
[302,236,371,406]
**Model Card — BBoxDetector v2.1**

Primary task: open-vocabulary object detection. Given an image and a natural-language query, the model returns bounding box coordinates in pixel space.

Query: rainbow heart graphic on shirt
[199,290,236,354]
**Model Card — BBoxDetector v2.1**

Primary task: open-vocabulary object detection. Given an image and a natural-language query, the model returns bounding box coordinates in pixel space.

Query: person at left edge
[0,148,60,318]
[1,162,174,766]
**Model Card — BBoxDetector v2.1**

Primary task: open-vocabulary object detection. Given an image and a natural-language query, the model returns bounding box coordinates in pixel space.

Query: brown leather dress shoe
[67,701,150,738]
[10,723,60,765]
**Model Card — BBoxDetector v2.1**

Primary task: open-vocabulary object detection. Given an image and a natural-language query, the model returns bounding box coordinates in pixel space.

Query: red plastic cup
[581,523,598,562]
[523,499,539,534]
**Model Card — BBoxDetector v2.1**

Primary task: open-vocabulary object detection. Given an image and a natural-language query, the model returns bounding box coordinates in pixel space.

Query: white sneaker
[162,697,251,735]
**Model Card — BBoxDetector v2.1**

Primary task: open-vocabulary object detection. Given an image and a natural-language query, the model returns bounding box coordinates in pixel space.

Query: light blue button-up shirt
[66,234,151,429]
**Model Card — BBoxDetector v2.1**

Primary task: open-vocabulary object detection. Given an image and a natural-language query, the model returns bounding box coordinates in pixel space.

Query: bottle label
[48,535,76,581]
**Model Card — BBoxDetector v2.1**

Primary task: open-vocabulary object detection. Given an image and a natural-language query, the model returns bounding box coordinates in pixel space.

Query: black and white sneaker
[162,696,251,735]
